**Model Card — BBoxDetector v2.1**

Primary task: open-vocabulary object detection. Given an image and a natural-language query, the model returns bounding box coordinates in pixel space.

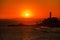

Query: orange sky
[0,0,60,19]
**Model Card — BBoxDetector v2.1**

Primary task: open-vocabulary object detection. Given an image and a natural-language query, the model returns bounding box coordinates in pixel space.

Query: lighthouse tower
[49,12,52,18]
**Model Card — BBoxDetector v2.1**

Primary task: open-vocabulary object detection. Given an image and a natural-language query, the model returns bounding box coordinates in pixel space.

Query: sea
[0,26,60,40]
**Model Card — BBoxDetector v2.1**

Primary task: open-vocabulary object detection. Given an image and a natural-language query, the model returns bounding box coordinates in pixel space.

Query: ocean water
[0,26,60,40]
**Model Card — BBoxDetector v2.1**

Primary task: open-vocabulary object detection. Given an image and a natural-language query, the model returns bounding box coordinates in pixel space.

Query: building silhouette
[50,11,52,18]
[36,11,60,27]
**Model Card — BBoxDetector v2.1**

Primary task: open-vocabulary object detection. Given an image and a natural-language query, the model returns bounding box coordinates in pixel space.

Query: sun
[23,12,32,18]
[25,13,29,17]
[21,10,33,18]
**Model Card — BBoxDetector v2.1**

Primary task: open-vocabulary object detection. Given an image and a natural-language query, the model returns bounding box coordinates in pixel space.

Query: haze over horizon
[0,0,60,19]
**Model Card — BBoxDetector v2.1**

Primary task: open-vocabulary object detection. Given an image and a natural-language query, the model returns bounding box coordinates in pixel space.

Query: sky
[0,0,60,19]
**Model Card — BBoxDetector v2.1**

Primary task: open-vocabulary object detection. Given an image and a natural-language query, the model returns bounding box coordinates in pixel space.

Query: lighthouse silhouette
[49,11,52,18]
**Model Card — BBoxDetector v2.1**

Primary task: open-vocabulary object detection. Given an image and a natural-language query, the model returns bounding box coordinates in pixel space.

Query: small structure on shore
[37,12,60,27]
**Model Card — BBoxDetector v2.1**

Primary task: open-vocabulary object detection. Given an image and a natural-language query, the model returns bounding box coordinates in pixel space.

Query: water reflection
[22,26,33,40]
[0,26,60,40]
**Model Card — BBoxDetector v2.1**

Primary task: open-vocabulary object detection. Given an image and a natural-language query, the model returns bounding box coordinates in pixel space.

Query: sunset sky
[0,0,60,19]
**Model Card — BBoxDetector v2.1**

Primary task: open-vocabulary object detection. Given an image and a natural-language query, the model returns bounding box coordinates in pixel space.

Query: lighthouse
[49,11,52,18]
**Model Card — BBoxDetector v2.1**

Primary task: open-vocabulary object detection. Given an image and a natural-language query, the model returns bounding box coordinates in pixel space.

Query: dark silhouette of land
[36,12,60,27]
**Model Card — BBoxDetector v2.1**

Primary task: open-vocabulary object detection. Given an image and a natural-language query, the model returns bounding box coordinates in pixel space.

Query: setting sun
[20,10,34,18]
[25,13,29,17]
